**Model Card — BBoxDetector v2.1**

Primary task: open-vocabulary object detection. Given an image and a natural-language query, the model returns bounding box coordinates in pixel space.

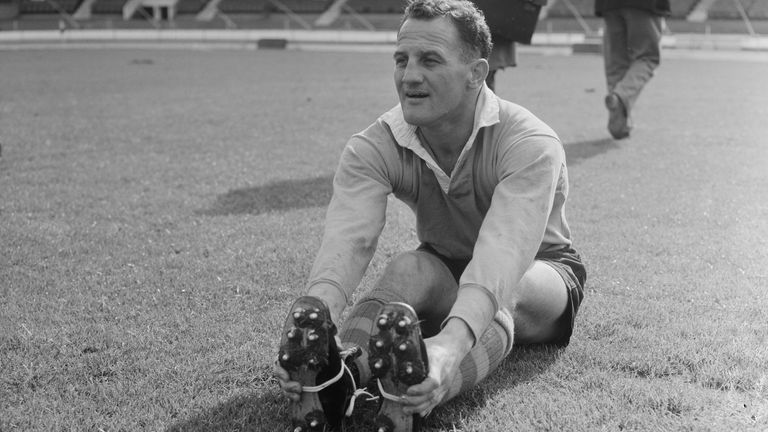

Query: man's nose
[401,62,423,83]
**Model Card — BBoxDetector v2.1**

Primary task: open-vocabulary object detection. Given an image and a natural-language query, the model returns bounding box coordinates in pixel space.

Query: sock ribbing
[339,298,385,387]
[443,318,511,402]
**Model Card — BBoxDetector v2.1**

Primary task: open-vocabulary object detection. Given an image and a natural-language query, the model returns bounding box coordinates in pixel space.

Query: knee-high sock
[442,318,512,402]
[338,298,385,387]
[340,298,512,399]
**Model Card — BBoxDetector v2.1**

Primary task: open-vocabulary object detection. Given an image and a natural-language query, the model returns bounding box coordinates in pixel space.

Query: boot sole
[278,296,336,432]
[368,302,428,432]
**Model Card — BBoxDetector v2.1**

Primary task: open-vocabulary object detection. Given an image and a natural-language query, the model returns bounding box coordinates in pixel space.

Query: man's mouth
[405,90,429,99]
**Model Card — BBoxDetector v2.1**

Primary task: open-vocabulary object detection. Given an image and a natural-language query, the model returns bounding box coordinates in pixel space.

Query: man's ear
[469,58,489,89]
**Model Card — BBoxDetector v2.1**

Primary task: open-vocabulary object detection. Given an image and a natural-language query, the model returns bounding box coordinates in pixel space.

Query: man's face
[394,17,476,129]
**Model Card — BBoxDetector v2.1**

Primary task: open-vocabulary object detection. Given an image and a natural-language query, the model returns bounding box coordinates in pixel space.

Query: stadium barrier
[0,27,766,53]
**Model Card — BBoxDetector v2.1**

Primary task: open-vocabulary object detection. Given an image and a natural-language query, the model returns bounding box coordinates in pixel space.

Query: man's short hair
[400,0,493,62]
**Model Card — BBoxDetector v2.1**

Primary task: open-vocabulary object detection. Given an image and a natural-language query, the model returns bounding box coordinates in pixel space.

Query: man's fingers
[400,377,444,415]
[405,377,439,396]
[402,396,440,416]
[277,378,301,402]
[400,392,429,407]
[273,362,290,380]
[273,362,302,401]
[281,380,302,393]
[283,390,301,402]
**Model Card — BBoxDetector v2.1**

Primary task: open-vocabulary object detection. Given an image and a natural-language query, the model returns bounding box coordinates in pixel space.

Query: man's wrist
[439,317,475,356]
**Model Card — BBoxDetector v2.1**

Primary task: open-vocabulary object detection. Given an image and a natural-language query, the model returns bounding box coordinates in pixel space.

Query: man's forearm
[437,317,475,359]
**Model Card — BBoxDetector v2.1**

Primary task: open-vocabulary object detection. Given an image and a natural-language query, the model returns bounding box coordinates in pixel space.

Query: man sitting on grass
[274,1,586,431]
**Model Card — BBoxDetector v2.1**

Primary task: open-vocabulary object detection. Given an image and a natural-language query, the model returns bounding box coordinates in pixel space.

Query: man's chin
[402,110,431,127]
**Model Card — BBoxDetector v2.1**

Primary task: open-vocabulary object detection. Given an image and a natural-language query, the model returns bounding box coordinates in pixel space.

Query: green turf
[1,48,767,431]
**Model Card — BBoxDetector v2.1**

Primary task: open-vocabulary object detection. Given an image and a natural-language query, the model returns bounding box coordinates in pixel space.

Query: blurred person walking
[596,0,670,139]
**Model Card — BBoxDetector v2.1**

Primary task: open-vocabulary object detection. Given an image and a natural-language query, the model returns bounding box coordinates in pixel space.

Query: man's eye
[395,58,407,67]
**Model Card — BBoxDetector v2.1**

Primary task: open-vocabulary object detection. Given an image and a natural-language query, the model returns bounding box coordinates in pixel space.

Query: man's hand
[274,334,345,403]
[273,361,301,402]
[400,318,474,417]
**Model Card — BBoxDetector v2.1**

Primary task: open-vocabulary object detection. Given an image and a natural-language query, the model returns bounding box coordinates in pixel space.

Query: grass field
[1,47,767,431]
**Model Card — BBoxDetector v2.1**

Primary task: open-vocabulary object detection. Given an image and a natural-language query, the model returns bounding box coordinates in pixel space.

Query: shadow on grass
[166,391,287,432]
[199,138,614,217]
[199,174,334,216]
[564,137,620,166]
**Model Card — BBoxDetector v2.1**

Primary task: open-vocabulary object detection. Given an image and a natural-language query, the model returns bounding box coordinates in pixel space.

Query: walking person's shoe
[368,302,429,432]
[605,92,631,139]
[278,296,369,432]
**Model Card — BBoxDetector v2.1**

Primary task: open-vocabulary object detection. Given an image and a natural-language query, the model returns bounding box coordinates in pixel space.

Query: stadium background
[1,0,767,38]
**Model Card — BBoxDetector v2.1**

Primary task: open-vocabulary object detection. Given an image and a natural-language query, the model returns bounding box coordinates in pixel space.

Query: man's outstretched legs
[276,248,583,430]
[349,249,575,419]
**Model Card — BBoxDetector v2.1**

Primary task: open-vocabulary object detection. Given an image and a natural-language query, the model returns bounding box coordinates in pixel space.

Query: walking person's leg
[602,9,634,139]
[613,8,663,116]
[602,10,630,95]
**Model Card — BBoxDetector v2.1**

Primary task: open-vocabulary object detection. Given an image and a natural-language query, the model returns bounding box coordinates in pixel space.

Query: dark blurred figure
[595,0,670,139]
[486,34,517,91]
[474,0,547,91]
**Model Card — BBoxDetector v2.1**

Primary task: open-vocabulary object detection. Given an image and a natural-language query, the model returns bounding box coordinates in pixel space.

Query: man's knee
[506,261,569,344]
[368,250,457,319]
[379,250,438,284]
[362,253,430,305]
